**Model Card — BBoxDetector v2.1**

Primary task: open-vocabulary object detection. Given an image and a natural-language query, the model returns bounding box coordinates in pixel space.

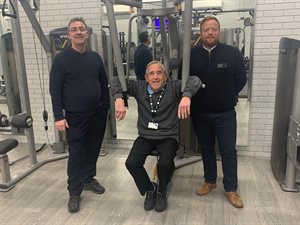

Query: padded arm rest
[0,139,18,155]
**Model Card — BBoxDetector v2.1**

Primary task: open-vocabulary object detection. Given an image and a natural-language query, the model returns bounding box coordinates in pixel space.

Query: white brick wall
[249,0,300,156]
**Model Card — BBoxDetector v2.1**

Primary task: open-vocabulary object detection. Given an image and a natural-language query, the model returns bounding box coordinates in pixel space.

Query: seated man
[111,61,201,212]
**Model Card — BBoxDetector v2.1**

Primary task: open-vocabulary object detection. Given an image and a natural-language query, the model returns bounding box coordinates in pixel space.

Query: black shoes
[144,182,158,211]
[144,183,168,212]
[68,196,81,213]
[68,179,104,213]
[84,178,105,194]
[155,192,167,212]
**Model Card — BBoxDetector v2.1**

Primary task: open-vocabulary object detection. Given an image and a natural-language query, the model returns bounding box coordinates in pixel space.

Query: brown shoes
[196,182,217,196]
[224,192,244,208]
[196,183,244,208]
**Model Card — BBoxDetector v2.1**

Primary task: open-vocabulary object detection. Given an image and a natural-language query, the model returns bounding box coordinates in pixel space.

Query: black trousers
[125,137,178,195]
[192,109,238,192]
[65,108,107,196]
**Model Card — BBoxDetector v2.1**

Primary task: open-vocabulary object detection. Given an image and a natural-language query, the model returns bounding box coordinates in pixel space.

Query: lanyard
[149,88,165,119]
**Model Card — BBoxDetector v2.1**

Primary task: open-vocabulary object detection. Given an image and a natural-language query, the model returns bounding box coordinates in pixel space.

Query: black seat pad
[0,139,18,155]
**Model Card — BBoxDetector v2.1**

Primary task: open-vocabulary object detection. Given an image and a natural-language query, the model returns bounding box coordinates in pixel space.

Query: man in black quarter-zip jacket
[189,16,247,208]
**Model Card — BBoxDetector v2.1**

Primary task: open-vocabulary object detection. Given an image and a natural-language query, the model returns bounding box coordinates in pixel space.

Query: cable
[31,7,52,148]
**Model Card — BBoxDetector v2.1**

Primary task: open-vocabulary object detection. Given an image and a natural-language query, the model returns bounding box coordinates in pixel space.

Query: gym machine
[0,0,69,190]
[102,0,202,167]
[270,37,300,192]
[0,112,33,191]
[0,32,22,131]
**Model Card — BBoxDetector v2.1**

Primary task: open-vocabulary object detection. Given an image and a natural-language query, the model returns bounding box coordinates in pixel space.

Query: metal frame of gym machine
[270,37,300,192]
[102,0,202,168]
[0,0,68,192]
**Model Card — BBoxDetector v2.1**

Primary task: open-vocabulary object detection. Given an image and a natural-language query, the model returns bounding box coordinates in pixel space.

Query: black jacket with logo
[189,43,247,113]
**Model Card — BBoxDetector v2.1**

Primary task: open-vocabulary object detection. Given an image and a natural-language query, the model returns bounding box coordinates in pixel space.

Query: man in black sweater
[189,16,247,208]
[134,31,153,80]
[50,17,109,213]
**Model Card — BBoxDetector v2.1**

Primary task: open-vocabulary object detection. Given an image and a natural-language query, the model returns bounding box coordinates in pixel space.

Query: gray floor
[0,144,300,225]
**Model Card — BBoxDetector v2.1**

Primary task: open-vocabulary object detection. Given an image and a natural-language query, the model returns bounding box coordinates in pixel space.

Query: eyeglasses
[69,27,87,33]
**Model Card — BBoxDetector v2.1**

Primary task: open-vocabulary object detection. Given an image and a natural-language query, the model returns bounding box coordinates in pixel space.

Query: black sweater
[50,47,109,121]
[134,43,153,80]
[189,43,247,113]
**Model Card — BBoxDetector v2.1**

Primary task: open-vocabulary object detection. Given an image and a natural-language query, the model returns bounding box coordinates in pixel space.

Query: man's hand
[55,119,69,132]
[178,96,191,119]
[115,97,127,120]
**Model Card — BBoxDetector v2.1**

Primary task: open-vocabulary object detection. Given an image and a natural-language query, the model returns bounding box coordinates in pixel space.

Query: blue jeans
[192,109,238,192]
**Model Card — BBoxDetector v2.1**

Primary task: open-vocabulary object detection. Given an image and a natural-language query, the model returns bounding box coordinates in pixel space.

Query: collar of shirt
[202,44,217,53]
[147,82,166,94]
[147,85,154,94]
[140,43,149,48]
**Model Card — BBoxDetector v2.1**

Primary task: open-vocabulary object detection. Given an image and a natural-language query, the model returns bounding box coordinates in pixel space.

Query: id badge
[148,122,158,130]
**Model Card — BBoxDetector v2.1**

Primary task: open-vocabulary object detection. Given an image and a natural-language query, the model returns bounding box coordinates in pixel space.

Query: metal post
[177,0,200,161]
[0,154,11,183]
[281,137,298,192]
[136,9,142,36]
[0,34,22,120]
[106,34,117,138]
[126,15,137,79]
[159,16,169,74]
[10,0,37,165]
[247,19,255,101]
[167,15,179,60]
[180,0,192,91]
[103,0,127,92]
[167,15,180,79]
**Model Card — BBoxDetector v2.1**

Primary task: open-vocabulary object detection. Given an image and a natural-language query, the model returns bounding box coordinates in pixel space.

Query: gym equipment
[0,112,32,191]
[102,28,117,138]
[0,112,32,128]
[270,37,300,192]
[0,139,19,190]
[103,0,202,167]
[0,32,22,131]
[0,0,70,191]
[0,111,68,192]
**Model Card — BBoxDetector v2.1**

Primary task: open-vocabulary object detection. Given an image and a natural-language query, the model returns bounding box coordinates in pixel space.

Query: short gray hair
[68,17,87,30]
[145,60,166,75]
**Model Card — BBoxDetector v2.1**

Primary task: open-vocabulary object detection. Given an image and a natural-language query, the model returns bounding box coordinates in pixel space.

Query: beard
[202,37,219,48]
